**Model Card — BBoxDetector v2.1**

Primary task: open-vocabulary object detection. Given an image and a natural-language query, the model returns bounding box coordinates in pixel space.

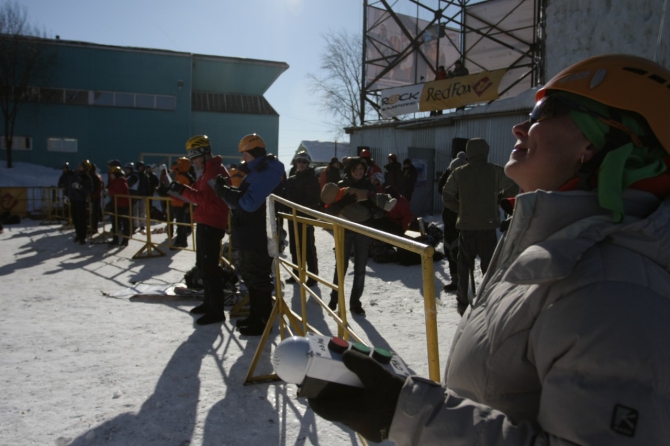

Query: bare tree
[0,0,53,168]
[307,30,374,140]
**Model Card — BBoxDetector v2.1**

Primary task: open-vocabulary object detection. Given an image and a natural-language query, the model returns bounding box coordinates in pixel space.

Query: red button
[328,337,349,354]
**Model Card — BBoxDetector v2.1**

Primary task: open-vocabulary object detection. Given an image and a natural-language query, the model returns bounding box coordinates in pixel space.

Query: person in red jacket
[106,166,131,246]
[384,186,413,234]
[360,149,382,179]
[170,135,231,326]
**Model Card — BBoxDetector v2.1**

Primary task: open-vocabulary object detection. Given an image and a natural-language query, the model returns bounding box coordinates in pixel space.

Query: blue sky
[17,0,368,165]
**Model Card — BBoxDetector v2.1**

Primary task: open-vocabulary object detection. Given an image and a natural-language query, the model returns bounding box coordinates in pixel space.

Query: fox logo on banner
[419,69,507,111]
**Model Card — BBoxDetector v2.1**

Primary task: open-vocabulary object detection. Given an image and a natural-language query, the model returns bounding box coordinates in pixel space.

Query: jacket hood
[466,139,489,164]
[449,151,468,171]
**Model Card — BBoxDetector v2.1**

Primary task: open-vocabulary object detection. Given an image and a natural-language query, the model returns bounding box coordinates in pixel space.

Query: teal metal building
[2,37,288,170]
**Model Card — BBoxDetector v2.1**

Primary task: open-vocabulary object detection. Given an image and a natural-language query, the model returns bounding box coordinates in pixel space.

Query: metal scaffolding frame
[361,0,545,123]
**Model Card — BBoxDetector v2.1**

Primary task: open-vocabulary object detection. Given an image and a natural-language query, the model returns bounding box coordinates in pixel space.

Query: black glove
[170,181,185,194]
[327,193,358,215]
[212,181,229,198]
[212,183,242,209]
[308,350,405,443]
[215,174,228,185]
[157,183,169,197]
[339,193,358,206]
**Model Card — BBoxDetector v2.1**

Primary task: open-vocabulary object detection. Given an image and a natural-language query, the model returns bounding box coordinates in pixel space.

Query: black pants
[330,230,370,309]
[239,249,274,322]
[90,197,102,231]
[111,206,131,242]
[196,223,226,317]
[288,222,318,277]
[71,200,88,241]
[170,206,188,245]
[442,208,459,284]
[457,229,498,305]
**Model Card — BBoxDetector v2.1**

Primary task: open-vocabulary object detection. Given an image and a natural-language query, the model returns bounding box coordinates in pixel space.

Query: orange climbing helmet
[537,54,670,152]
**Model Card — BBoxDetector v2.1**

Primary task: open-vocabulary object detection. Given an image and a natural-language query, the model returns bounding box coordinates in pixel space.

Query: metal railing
[244,194,441,386]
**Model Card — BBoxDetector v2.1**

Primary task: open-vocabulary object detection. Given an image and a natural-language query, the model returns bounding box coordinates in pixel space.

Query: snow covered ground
[0,163,470,446]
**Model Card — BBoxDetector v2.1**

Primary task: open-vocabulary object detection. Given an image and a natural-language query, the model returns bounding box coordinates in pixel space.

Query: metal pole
[361,0,369,125]
[654,0,668,62]
[421,248,440,382]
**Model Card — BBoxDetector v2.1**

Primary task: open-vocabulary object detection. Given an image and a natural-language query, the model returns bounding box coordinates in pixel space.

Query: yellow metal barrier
[100,194,199,258]
[244,194,441,386]
[0,186,72,227]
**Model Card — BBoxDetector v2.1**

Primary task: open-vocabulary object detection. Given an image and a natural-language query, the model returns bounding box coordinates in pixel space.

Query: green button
[352,342,371,355]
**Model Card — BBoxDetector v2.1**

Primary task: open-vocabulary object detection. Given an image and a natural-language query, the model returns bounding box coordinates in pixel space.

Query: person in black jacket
[325,157,377,316]
[135,161,150,231]
[437,151,468,292]
[125,162,141,231]
[402,158,418,201]
[66,160,94,245]
[283,151,320,286]
[88,163,104,234]
[57,162,74,218]
[384,153,404,194]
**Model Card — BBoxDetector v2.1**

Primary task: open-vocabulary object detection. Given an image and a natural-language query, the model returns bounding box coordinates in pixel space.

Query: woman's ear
[580,144,598,164]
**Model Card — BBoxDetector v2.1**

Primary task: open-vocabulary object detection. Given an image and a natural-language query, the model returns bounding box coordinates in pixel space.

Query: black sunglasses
[529,95,643,147]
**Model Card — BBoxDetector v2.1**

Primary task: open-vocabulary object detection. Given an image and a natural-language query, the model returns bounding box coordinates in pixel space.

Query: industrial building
[1,37,288,170]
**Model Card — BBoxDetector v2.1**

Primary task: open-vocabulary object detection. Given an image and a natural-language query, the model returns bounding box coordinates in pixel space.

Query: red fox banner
[419,68,507,111]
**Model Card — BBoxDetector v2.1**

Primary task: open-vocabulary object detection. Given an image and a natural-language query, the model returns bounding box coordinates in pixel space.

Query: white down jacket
[389,189,670,445]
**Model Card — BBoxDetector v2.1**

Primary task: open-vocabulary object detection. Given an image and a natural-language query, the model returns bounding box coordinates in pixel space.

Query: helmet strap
[577,107,641,191]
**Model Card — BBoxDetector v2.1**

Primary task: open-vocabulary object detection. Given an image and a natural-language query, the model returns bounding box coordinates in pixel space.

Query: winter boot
[196,312,226,325]
[238,318,269,336]
[190,302,208,314]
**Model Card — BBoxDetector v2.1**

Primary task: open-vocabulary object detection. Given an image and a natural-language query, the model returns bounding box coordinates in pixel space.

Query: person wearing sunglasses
[308,55,670,444]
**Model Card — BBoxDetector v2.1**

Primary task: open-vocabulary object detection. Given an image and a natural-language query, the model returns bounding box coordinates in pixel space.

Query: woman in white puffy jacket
[309,54,670,445]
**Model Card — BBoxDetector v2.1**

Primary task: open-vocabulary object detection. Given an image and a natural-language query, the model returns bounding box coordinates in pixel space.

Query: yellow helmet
[175,157,191,173]
[185,135,211,159]
[537,54,670,152]
[80,159,92,171]
[109,166,123,175]
[238,133,266,153]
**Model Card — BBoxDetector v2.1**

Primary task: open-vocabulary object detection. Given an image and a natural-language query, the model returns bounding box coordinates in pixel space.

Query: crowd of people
[46,53,670,444]
[58,155,196,249]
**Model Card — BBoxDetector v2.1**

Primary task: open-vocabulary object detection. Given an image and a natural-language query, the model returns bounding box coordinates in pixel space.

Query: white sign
[379,84,424,118]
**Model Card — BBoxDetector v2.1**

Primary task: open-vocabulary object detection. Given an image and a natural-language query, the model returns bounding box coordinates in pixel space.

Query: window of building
[115,92,134,108]
[1,136,32,150]
[65,90,88,105]
[28,86,176,112]
[93,91,114,106]
[47,137,78,153]
[191,91,276,115]
[136,94,154,108]
[155,95,176,110]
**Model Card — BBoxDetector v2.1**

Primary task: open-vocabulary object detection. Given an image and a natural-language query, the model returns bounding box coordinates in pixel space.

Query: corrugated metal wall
[350,111,529,214]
